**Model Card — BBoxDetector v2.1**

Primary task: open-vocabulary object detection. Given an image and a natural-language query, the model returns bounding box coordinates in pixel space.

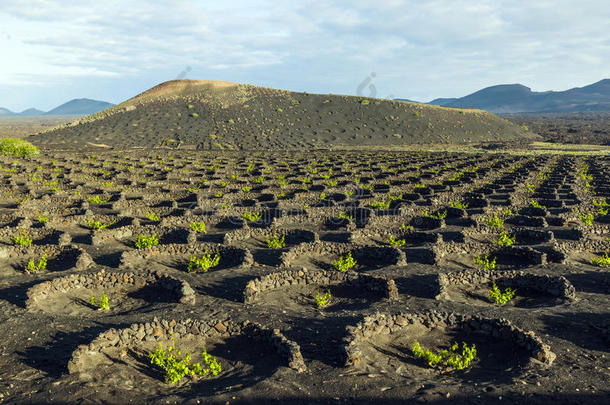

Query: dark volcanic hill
[31,80,537,150]
[45,98,114,115]
[422,79,610,113]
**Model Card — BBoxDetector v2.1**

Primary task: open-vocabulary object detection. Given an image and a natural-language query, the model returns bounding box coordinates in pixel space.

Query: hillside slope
[31,80,537,150]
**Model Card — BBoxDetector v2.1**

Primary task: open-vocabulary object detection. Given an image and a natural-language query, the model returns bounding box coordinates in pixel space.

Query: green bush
[187,252,220,272]
[13,230,32,247]
[149,339,221,384]
[338,212,354,221]
[433,209,447,220]
[484,213,504,228]
[146,212,161,221]
[88,195,111,204]
[388,235,406,247]
[26,253,47,273]
[412,340,477,370]
[496,231,516,246]
[334,252,356,272]
[135,234,159,249]
[242,211,262,222]
[189,221,207,233]
[450,201,469,209]
[473,254,496,270]
[368,199,390,210]
[89,292,110,310]
[591,252,610,267]
[88,218,115,230]
[488,281,516,305]
[0,138,39,157]
[314,289,332,308]
[266,234,285,249]
[577,209,595,226]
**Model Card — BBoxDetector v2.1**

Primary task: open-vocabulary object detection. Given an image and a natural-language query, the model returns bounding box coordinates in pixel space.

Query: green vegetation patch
[187,252,220,273]
[591,252,610,267]
[149,339,221,384]
[488,281,516,305]
[412,340,477,370]
[0,138,40,157]
[314,289,332,308]
[334,252,357,272]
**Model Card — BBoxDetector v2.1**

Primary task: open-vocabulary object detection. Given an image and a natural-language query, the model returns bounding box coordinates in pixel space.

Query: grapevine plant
[149,339,221,384]
[412,340,477,370]
[488,281,516,305]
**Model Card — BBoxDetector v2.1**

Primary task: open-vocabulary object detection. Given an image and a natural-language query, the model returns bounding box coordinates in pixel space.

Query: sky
[1,0,609,111]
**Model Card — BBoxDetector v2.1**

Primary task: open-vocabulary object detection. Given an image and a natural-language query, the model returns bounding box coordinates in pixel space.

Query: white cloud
[0,0,609,109]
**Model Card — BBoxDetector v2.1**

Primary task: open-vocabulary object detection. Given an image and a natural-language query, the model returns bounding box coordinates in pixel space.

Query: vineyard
[0,148,608,403]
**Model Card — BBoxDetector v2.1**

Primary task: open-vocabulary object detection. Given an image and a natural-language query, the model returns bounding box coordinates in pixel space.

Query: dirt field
[0,147,607,404]
[0,116,81,139]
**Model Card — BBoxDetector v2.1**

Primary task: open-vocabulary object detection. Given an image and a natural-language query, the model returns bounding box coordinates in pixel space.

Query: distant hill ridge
[397,79,610,113]
[30,79,537,150]
[0,98,114,116]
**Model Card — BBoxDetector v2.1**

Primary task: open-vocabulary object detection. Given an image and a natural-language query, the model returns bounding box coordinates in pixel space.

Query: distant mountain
[19,108,45,116]
[45,98,114,115]
[418,79,610,113]
[428,97,459,106]
[0,98,114,117]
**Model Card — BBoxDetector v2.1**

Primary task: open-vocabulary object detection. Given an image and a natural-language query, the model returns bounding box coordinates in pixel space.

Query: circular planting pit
[0,244,92,275]
[506,215,547,227]
[408,216,445,230]
[279,241,354,268]
[223,227,318,246]
[323,216,355,231]
[25,269,196,315]
[350,227,442,246]
[243,268,398,312]
[435,269,576,308]
[518,206,547,217]
[492,246,547,267]
[67,319,305,397]
[279,242,406,270]
[89,227,134,246]
[343,310,555,379]
[120,243,254,272]
[514,229,555,245]
[465,197,489,209]
[126,226,190,247]
[349,245,407,269]
[0,226,71,247]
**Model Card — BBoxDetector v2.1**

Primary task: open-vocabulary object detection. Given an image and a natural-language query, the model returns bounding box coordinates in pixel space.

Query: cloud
[0,0,609,110]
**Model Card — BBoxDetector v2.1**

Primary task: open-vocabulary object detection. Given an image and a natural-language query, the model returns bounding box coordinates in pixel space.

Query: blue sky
[1,0,609,111]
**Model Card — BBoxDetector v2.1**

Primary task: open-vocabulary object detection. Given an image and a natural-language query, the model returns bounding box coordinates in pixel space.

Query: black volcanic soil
[0,148,608,405]
[504,112,610,145]
[28,80,537,150]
